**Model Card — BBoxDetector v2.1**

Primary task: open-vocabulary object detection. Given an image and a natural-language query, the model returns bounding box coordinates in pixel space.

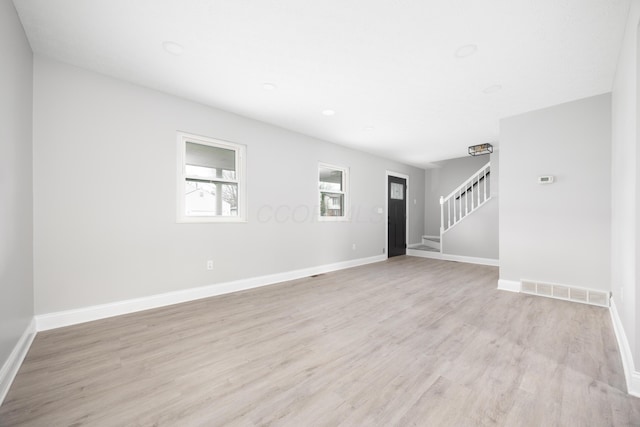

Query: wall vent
[520,280,609,308]
[521,281,536,293]
[537,283,553,297]
[569,288,588,303]
[552,285,569,299]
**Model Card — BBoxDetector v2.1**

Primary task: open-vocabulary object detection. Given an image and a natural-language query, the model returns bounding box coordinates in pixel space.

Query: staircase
[440,161,491,235]
[408,161,494,261]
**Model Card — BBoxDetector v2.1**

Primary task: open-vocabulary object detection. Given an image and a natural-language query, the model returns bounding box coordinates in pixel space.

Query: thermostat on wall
[538,175,554,184]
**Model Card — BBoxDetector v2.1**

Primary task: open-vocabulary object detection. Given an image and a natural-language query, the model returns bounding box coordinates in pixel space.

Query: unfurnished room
[1,0,640,425]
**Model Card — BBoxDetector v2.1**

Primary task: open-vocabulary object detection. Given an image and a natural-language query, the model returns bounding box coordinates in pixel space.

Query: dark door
[388,176,407,257]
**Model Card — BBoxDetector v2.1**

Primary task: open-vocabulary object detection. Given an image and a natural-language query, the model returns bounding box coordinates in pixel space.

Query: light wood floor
[1,257,639,426]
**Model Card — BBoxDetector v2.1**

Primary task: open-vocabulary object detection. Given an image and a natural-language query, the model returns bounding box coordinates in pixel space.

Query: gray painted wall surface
[33,57,425,314]
[611,2,640,368]
[499,94,611,291]
[441,198,498,259]
[424,155,488,236]
[0,1,34,367]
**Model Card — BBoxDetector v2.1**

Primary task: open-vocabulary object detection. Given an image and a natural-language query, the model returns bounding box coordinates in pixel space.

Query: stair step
[421,236,441,250]
[410,244,440,252]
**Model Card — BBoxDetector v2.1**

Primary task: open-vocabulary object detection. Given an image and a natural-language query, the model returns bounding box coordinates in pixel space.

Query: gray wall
[500,94,611,291]
[424,155,489,236]
[32,57,425,314]
[611,2,640,369]
[0,0,34,366]
[441,198,498,259]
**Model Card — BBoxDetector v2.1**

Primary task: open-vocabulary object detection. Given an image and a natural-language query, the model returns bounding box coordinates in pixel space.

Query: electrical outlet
[382,248,385,254]
[352,243,356,251]
[206,260,214,270]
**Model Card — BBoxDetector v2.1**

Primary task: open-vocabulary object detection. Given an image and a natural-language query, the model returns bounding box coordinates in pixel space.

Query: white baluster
[465,187,469,215]
[472,175,476,210]
[440,196,444,232]
[453,195,456,225]
[484,167,487,200]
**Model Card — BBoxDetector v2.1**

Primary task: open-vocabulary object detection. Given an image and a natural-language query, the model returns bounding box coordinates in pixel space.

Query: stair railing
[440,161,491,234]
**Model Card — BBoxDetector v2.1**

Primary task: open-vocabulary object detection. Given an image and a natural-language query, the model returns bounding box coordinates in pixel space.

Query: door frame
[385,170,410,258]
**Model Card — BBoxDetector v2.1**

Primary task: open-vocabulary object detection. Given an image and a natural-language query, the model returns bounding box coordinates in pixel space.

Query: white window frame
[318,162,350,222]
[177,132,247,223]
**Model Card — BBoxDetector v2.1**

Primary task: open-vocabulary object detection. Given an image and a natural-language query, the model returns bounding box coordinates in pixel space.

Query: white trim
[0,318,36,406]
[176,131,247,223]
[443,253,499,267]
[406,249,499,267]
[406,249,441,259]
[609,299,640,397]
[497,279,521,292]
[36,254,386,332]
[385,171,410,257]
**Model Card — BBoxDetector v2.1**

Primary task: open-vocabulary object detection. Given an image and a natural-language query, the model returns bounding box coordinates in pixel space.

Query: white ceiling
[13,0,630,168]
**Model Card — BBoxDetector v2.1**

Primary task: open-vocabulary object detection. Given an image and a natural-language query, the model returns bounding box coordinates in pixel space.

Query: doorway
[387,175,407,257]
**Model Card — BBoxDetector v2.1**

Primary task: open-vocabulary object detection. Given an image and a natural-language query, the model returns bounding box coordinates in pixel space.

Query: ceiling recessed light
[364,126,375,131]
[454,44,478,58]
[262,83,277,91]
[322,109,335,116]
[162,41,184,56]
[483,84,502,94]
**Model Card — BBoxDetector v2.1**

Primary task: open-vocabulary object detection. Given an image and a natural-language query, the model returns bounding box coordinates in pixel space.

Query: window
[319,163,349,221]
[177,132,246,222]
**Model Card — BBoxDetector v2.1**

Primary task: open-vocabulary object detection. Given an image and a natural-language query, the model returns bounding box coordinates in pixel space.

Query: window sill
[318,216,350,222]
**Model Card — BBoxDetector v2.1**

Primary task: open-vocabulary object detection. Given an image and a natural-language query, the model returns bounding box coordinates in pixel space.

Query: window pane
[220,183,238,216]
[390,182,404,200]
[319,167,343,191]
[185,181,238,217]
[320,192,344,216]
[186,142,236,180]
[185,181,216,216]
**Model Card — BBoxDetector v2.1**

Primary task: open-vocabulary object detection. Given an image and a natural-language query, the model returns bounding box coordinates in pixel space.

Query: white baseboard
[36,254,386,332]
[442,253,499,267]
[406,249,499,267]
[609,299,640,397]
[406,249,442,259]
[497,279,521,293]
[0,318,36,406]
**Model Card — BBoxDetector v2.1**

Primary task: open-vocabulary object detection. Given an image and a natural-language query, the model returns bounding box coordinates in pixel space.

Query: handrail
[442,161,490,202]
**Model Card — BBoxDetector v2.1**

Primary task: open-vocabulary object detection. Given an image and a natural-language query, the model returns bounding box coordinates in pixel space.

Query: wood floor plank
[1,256,639,426]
